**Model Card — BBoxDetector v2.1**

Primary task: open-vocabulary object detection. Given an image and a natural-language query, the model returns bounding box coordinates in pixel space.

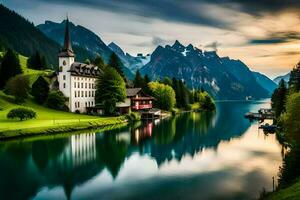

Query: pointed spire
[59,16,74,57]
[63,17,73,52]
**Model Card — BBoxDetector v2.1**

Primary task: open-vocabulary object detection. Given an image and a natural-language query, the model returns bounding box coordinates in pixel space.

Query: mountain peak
[172,40,185,49]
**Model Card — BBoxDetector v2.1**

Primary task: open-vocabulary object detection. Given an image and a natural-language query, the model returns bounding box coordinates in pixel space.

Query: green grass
[1,52,52,85]
[265,179,300,200]
[0,91,126,139]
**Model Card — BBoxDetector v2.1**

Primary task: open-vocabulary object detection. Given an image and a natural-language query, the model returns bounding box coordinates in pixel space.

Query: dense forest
[0,4,61,68]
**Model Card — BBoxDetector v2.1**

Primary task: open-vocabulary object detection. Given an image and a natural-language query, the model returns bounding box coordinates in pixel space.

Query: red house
[126,88,154,111]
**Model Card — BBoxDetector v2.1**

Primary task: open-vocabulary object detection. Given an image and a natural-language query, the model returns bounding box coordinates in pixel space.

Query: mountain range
[37,20,134,78]
[140,41,272,100]
[0,4,277,100]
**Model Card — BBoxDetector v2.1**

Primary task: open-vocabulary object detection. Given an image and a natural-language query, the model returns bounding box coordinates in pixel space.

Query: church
[57,18,101,113]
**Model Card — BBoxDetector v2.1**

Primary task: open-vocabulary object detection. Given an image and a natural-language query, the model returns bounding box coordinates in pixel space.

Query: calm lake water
[0,100,283,200]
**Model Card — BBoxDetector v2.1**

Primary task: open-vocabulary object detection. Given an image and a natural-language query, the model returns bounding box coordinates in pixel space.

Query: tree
[198,91,216,111]
[27,51,47,70]
[93,55,105,69]
[289,62,300,93]
[143,74,151,94]
[0,48,22,89]
[84,59,91,65]
[31,76,49,104]
[281,92,300,144]
[271,79,287,118]
[46,90,67,110]
[162,77,172,86]
[148,81,176,111]
[95,67,126,115]
[5,75,30,103]
[133,70,144,88]
[108,53,125,80]
[7,108,36,121]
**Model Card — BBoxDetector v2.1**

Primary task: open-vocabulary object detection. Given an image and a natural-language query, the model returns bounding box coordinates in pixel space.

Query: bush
[198,91,216,111]
[4,75,30,103]
[7,108,36,121]
[125,112,141,122]
[46,90,67,110]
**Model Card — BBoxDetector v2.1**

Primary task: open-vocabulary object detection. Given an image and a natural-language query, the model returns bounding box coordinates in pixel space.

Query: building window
[82,91,84,97]
[63,83,66,88]
[89,83,91,89]
[63,60,66,66]
[85,102,87,107]
[78,102,80,108]
[75,91,77,97]
[81,83,83,88]
[89,91,91,97]
[85,91,87,97]
[74,82,76,88]
[78,82,80,88]
[59,66,63,72]
[85,83,87,88]
[63,75,66,80]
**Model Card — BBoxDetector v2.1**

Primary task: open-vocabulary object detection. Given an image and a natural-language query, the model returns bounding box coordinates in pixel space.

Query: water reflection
[0,101,282,200]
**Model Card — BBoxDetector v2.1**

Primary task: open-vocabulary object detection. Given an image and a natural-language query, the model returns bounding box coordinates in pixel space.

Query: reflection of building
[59,133,97,168]
[71,133,96,167]
[132,122,153,144]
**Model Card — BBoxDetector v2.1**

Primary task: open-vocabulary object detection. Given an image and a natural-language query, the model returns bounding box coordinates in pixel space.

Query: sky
[2,0,300,78]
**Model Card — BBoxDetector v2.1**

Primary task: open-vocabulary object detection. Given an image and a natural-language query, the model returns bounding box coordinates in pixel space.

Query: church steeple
[59,17,74,57]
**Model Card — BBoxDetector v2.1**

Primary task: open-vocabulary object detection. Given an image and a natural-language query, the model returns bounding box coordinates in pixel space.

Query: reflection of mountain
[0,102,256,199]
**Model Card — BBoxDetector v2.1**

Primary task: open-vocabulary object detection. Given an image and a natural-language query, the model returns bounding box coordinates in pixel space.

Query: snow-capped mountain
[108,42,150,73]
[141,40,270,100]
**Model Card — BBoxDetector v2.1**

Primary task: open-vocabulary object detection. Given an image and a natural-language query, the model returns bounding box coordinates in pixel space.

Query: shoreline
[0,118,128,141]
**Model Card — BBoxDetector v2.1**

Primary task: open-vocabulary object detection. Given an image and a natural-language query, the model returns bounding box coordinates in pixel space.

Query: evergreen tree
[162,77,173,86]
[27,51,47,70]
[93,55,105,69]
[95,67,126,115]
[108,53,125,80]
[289,62,300,93]
[143,74,151,94]
[31,76,49,104]
[133,70,144,88]
[0,48,22,89]
[178,80,189,108]
[271,79,287,118]
[84,59,91,65]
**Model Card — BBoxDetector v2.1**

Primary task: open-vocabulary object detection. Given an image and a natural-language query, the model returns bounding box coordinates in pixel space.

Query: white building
[57,18,101,113]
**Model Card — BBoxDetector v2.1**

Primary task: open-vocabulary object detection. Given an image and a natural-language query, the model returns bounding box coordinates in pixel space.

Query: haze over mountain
[141,41,272,100]
[273,73,291,84]
[252,72,278,95]
[108,42,150,73]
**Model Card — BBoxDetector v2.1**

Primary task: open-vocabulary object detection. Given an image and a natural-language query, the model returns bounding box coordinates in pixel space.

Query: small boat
[259,123,277,133]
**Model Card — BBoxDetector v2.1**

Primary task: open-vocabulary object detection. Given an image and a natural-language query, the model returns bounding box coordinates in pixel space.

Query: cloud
[205,41,221,51]
[248,31,300,45]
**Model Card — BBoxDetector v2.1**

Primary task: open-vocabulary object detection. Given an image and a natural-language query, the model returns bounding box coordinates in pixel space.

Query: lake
[0,100,283,200]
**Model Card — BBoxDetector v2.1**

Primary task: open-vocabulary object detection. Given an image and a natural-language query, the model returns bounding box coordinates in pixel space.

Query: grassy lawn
[0,91,126,139]
[266,179,300,200]
[1,52,52,85]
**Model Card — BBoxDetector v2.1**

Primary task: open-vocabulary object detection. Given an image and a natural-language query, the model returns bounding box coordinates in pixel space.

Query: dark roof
[58,18,75,57]
[126,88,142,97]
[69,62,102,77]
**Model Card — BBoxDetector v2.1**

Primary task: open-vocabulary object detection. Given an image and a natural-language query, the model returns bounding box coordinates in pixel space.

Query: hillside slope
[0,4,61,68]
